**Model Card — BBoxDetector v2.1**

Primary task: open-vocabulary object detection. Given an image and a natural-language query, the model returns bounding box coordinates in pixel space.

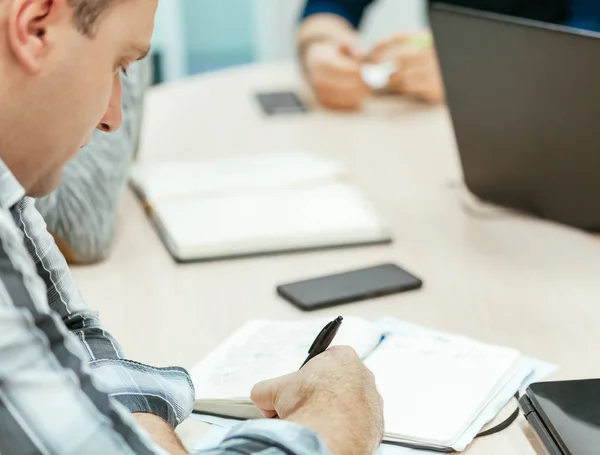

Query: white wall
[252,0,427,61]
[362,0,427,45]
[252,0,305,61]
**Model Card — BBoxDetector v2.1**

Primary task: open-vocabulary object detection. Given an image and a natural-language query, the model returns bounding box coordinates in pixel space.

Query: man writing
[0,1,383,454]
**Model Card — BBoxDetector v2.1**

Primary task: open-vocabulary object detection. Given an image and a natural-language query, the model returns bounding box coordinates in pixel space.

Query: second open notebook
[190,316,533,452]
[130,151,391,262]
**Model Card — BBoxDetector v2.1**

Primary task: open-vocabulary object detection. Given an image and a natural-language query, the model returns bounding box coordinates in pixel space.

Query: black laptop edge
[430,2,600,40]
[519,392,564,455]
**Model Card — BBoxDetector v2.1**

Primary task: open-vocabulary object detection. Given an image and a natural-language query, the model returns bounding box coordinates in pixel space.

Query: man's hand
[251,346,384,455]
[369,32,445,104]
[304,40,372,111]
[133,413,188,455]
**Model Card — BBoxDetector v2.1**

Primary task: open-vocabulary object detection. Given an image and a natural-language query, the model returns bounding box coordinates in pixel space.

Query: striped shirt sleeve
[203,420,332,455]
[0,208,169,455]
[12,197,195,429]
[0,203,332,454]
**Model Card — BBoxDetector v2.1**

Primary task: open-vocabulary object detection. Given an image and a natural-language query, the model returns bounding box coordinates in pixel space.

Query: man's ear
[7,0,65,73]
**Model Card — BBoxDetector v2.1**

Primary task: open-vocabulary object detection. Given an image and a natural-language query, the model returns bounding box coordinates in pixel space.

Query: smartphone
[255,91,308,116]
[277,263,422,311]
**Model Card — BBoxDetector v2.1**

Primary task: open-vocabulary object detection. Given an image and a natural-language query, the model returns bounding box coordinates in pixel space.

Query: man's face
[2,0,157,196]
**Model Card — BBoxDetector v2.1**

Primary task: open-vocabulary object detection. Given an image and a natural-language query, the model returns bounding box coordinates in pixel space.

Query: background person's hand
[251,346,384,455]
[369,32,445,104]
[303,40,372,111]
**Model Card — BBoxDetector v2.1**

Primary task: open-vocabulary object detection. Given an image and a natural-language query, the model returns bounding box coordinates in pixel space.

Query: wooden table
[72,61,600,454]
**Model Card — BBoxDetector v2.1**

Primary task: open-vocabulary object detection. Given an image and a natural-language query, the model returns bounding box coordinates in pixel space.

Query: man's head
[0,0,157,196]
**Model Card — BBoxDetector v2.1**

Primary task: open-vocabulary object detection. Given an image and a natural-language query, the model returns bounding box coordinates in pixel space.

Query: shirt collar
[0,157,26,209]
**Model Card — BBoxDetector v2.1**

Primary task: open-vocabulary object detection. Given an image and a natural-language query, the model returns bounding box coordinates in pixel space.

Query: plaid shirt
[0,159,329,454]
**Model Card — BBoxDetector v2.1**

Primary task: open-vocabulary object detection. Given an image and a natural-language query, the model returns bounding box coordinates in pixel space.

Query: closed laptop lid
[528,379,600,454]
[429,3,600,230]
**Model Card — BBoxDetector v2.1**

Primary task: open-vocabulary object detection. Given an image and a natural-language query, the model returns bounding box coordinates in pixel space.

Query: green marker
[409,33,434,48]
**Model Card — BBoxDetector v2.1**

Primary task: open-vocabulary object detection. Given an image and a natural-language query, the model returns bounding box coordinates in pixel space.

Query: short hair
[67,0,114,36]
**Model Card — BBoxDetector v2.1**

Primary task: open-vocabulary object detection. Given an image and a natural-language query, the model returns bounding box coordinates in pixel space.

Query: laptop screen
[429,4,600,230]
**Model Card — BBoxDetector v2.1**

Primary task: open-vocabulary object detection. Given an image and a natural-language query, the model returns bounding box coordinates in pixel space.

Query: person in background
[35,56,153,264]
[299,0,600,110]
[0,0,383,454]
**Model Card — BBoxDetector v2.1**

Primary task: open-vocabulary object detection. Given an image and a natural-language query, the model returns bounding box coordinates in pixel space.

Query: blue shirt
[570,0,600,31]
[302,0,600,32]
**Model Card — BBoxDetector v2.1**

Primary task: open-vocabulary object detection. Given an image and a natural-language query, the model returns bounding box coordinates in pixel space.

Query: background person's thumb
[339,41,364,61]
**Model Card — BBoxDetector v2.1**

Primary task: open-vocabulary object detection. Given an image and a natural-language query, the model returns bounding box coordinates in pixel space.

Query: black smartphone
[255,91,308,116]
[277,263,422,311]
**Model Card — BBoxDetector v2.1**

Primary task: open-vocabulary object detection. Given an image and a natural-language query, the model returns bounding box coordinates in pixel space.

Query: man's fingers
[305,40,373,110]
[309,54,363,85]
[339,42,364,60]
[258,408,277,419]
[250,377,280,411]
[328,54,363,74]
[316,85,370,110]
[391,47,441,99]
[369,33,410,62]
[306,42,362,75]
[251,373,294,415]
[311,65,371,110]
[369,39,392,62]
[398,47,437,67]
[313,70,365,90]
[392,72,445,103]
[401,67,433,85]
[319,95,363,111]
[318,91,365,110]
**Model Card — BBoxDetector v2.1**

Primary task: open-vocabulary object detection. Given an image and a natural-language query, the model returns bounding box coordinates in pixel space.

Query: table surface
[72,61,600,454]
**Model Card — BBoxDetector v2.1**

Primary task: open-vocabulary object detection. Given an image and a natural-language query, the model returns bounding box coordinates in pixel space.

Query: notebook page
[155,183,389,260]
[192,317,382,401]
[364,329,521,446]
[131,150,345,201]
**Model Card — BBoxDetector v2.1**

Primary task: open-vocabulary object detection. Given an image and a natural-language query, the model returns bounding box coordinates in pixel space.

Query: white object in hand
[361,61,398,90]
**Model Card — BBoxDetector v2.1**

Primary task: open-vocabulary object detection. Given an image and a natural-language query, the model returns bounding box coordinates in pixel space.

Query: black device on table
[277,264,422,311]
[430,3,600,231]
[519,379,600,455]
[255,91,308,116]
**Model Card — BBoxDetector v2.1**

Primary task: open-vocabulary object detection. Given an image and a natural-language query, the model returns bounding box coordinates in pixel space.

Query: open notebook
[190,317,531,451]
[130,151,391,262]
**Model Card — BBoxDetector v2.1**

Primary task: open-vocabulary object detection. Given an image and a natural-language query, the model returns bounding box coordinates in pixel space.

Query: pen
[271,316,344,419]
[300,316,344,369]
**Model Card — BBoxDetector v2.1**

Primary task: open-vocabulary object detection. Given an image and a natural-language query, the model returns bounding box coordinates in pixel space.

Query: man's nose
[98,74,123,133]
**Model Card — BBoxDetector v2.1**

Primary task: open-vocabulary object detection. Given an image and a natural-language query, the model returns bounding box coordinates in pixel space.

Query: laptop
[519,379,600,455]
[429,4,600,231]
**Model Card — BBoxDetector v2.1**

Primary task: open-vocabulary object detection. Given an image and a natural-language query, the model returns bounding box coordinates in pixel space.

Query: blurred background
[151,0,427,83]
